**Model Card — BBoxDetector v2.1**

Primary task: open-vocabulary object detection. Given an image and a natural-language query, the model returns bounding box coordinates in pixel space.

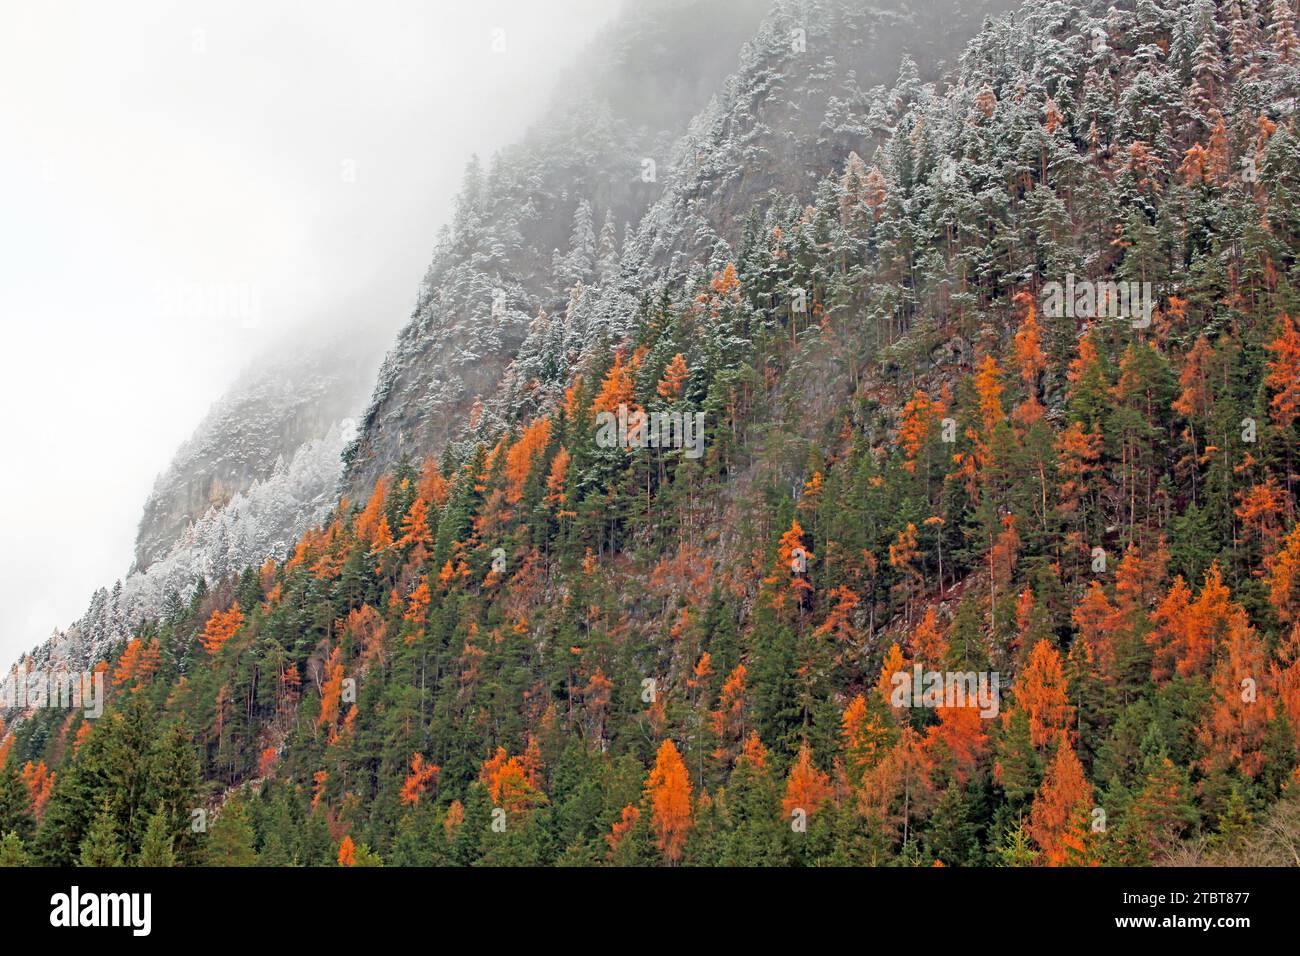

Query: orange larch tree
[1149,564,1243,681]
[1236,479,1288,549]
[813,585,860,650]
[1198,613,1272,780]
[417,456,449,509]
[1264,314,1300,429]
[1172,335,1214,499]
[842,693,892,784]
[200,603,244,655]
[876,641,909,712]
[888,523,923,622]
[442,800,465,840]
[21,760,54,820]
[1272,622,1300,751]
[1072,546,1161,687]
[897,389,947,475]
[112,638,160,689]
[782,740,832,821]
[973,354,1006,437]
[544,446,572,516]
[645,739,692,864]
[317,648,346,739]
[403,581,431,644]
[593,349,639,415]
[1265,524,1300,624]
[337,835,356,867]
[257,747,278,778]
[859,726,934,845]
[397,497,434,551]
[908,607,947,665]
[770,518,814,608]
[504,416,551,504]
[605,804,640,857]
[1147,575,1194,682]
[656,353,690,401]
[1028,737,1093,866]
[347,603,387,670]
[1055,422,1101,515]
[370,516,395,568]
[710,663,748,766]
[399,753,440,806]
[1010,640,1073,751]
[1011,291,1047,424]
[479,739,545,813]
[926,699,990,784]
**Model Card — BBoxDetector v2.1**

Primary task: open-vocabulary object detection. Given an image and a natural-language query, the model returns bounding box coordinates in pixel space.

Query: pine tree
[145,723,202,865]
[203,796,258,867]
[0,831,30,867]
[995,819,1037,866]
[0,757,33,841]
[1116,756,1196,864]
[136,804,177,867]
[79,801,126,867]
[596,210,620,282]
[560,199,596,287]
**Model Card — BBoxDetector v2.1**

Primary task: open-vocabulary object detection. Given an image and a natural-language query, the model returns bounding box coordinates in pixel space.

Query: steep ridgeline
[340,0,773,493]
[8,421,356,681]
[508,0,1022,444]
[626,0,1023,267]
[1,0,767,695]
[2,329,381,686]
[135,330,383,573]
[343,0,1014,495]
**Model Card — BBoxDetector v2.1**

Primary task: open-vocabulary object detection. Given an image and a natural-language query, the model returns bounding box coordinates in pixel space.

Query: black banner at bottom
[0,865,1281,942]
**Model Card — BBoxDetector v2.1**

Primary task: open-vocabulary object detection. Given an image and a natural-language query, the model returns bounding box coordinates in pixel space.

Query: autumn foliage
[645,739,692,864]
[200,603,244,655]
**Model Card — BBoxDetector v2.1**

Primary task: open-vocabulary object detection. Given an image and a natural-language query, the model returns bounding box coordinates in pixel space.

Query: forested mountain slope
[340,0,1014,495]
[340,0,775,494]
[3,0,1300,869]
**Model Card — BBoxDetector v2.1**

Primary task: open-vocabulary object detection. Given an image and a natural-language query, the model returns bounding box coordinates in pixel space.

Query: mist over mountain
[341,0,1016,497]
[0,319,388,693]
[133,327,386,574]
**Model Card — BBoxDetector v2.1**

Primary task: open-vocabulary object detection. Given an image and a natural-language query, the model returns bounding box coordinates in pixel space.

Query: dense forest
[3,0,1300,867]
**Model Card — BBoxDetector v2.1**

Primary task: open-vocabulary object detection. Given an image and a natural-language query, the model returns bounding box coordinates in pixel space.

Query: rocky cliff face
[133,330,383,572]
[2,326,381,698]
[5,419,357,684]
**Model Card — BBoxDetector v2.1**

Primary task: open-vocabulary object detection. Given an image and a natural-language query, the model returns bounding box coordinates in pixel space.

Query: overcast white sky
[0,0,619,667]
